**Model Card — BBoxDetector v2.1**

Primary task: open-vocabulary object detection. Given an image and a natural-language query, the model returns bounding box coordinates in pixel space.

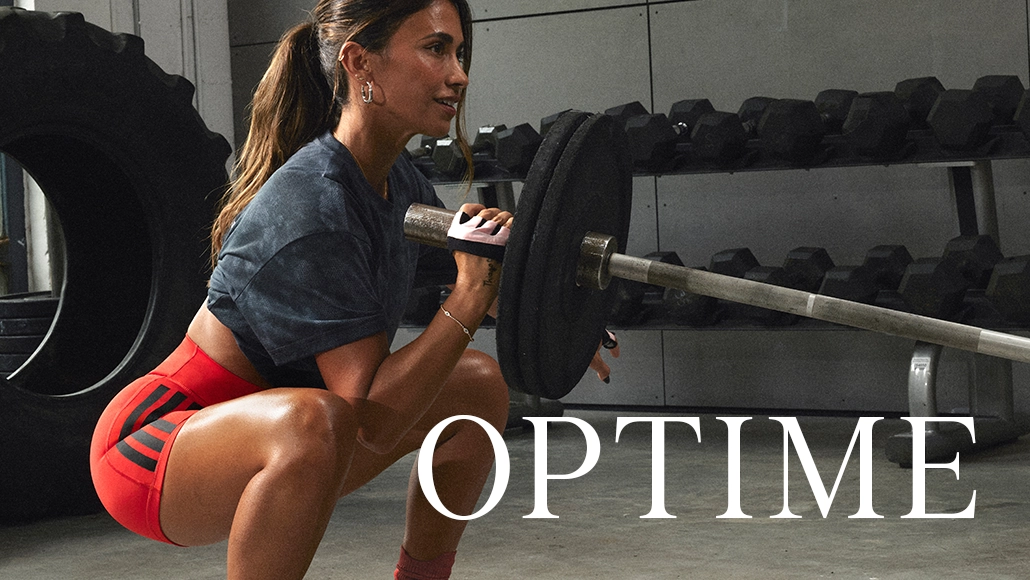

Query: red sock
[394,546,456,580]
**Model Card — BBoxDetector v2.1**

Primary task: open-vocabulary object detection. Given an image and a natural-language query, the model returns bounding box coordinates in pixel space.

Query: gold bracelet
[440,305,474,343]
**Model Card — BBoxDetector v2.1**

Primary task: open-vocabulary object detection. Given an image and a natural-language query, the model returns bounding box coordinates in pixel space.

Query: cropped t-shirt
[207,131,456,388]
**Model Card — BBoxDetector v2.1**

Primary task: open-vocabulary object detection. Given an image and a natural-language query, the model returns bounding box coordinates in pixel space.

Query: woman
[91,1,616,577]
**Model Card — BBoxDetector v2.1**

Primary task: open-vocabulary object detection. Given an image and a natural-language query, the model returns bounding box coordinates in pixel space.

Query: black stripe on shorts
[119,385,170,441]
[141,391,188,427]
[131,430,167,455]
[115,440,158,472]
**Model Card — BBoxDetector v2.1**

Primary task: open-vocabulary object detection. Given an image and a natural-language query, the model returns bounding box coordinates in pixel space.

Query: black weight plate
[497,111,591,394]
[516,113,633,399]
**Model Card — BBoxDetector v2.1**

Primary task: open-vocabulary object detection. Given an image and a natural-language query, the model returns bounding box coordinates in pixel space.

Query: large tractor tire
[0,8,230,522]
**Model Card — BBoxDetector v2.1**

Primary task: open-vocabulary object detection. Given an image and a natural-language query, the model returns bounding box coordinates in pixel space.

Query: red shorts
[90,337,263,544]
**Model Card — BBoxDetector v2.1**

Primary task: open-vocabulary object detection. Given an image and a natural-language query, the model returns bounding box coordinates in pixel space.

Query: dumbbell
[815,89,858,134]
[669,99,716,132]
[604,101,651,128]
[782,247,835,292]
[973,75,1025,124]
[662,272,720,327]
[541,109,574,137]
[986,255,1030,325]
[407,135,441,177]
[895,77,945,128]
[751,247,834,325]
[738,97,776,138]
[495,123,543,174]
[607,251,685,326]
[709,247,833,326]
[756,99,827,164]
[407,135,439,159]
[898,235,1003,319]
[820,245,913,305]
[432,123,543,178]
[623,110,748,171]
[432,125,507,177]
[927,75,1025,150]
[622,96,765,170]
[840,92,912,160]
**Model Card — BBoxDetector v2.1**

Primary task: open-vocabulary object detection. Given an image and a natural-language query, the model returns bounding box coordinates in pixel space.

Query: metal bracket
[886,340,1030,466]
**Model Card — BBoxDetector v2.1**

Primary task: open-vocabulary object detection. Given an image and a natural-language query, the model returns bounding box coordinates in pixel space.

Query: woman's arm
[317,205,508,454]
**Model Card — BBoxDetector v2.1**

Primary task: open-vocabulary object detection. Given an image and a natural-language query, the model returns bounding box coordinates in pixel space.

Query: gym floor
[2,410,1029,579]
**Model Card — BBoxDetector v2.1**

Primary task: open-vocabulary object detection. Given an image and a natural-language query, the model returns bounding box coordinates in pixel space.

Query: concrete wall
[230,0,1030,413]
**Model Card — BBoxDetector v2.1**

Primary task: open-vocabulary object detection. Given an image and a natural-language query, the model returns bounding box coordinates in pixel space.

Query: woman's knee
[270,390,359,484]
[450,350,509,429]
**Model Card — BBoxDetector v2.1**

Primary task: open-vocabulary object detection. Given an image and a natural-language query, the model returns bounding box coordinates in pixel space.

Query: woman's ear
[338,41,372,81]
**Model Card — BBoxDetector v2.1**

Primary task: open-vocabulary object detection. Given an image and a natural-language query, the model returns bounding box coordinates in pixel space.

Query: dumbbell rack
[422,127,1030,460]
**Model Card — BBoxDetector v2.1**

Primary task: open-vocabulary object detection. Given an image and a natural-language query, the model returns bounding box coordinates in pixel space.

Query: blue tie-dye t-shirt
[207,131,455,388]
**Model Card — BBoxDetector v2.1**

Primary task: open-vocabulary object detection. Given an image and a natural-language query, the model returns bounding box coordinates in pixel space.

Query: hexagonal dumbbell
[608,251,685,326]
[927,90,994,150]
[738,96,776,138]
[689,111,749,165]
[407,135,441,177]
[432,124,507,178]
[897,235,1002,319]
[708,247,760,323]
[756,99,827,164]
[623,113,681,171]
[820,245,913,305]
[942,234,1003,288]
[495,123,543,175]
[922,74,1027,148]
[741,265,803,326]
[669,99,716,134]
[623,109,748,171]
[814,89,859,134]
[540,109,573,138]
[986,255,1030,325]
[972,75,1025,124]
[863,244,914,291]
[898,257,970,319]
[670,99,749,166]
[895,77,945,128]
[663,276,719,327]
[604,101,650,128]
[782,247,835,293]
[709,248,803,326]
[841,92,911,160]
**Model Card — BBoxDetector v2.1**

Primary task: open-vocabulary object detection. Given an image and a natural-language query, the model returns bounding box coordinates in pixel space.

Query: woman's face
[368,0,468,139]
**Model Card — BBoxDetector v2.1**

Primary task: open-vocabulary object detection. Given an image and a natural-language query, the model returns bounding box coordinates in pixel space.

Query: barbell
[404,111,1030,399]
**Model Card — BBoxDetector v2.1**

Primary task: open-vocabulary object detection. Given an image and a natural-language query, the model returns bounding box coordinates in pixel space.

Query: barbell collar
[577,232,617,290]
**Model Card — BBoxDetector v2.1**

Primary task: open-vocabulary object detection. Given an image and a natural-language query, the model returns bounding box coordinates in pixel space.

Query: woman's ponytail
[210,21,334,266]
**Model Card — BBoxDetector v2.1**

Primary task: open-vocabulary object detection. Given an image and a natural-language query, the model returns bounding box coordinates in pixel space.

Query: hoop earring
[361,80,374,104]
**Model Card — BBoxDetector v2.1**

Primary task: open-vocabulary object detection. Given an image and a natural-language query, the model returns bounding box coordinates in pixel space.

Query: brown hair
[211,0,474,266]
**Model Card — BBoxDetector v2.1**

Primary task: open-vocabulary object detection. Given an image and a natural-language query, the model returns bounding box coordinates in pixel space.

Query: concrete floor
[2,410,1030,579]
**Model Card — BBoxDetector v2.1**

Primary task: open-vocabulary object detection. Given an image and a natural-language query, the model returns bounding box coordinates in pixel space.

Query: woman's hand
[450,203,513,308]
[588,329,620,383]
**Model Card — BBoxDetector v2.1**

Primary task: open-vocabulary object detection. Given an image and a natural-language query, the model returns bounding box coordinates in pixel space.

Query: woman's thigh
[158,387,357,546]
